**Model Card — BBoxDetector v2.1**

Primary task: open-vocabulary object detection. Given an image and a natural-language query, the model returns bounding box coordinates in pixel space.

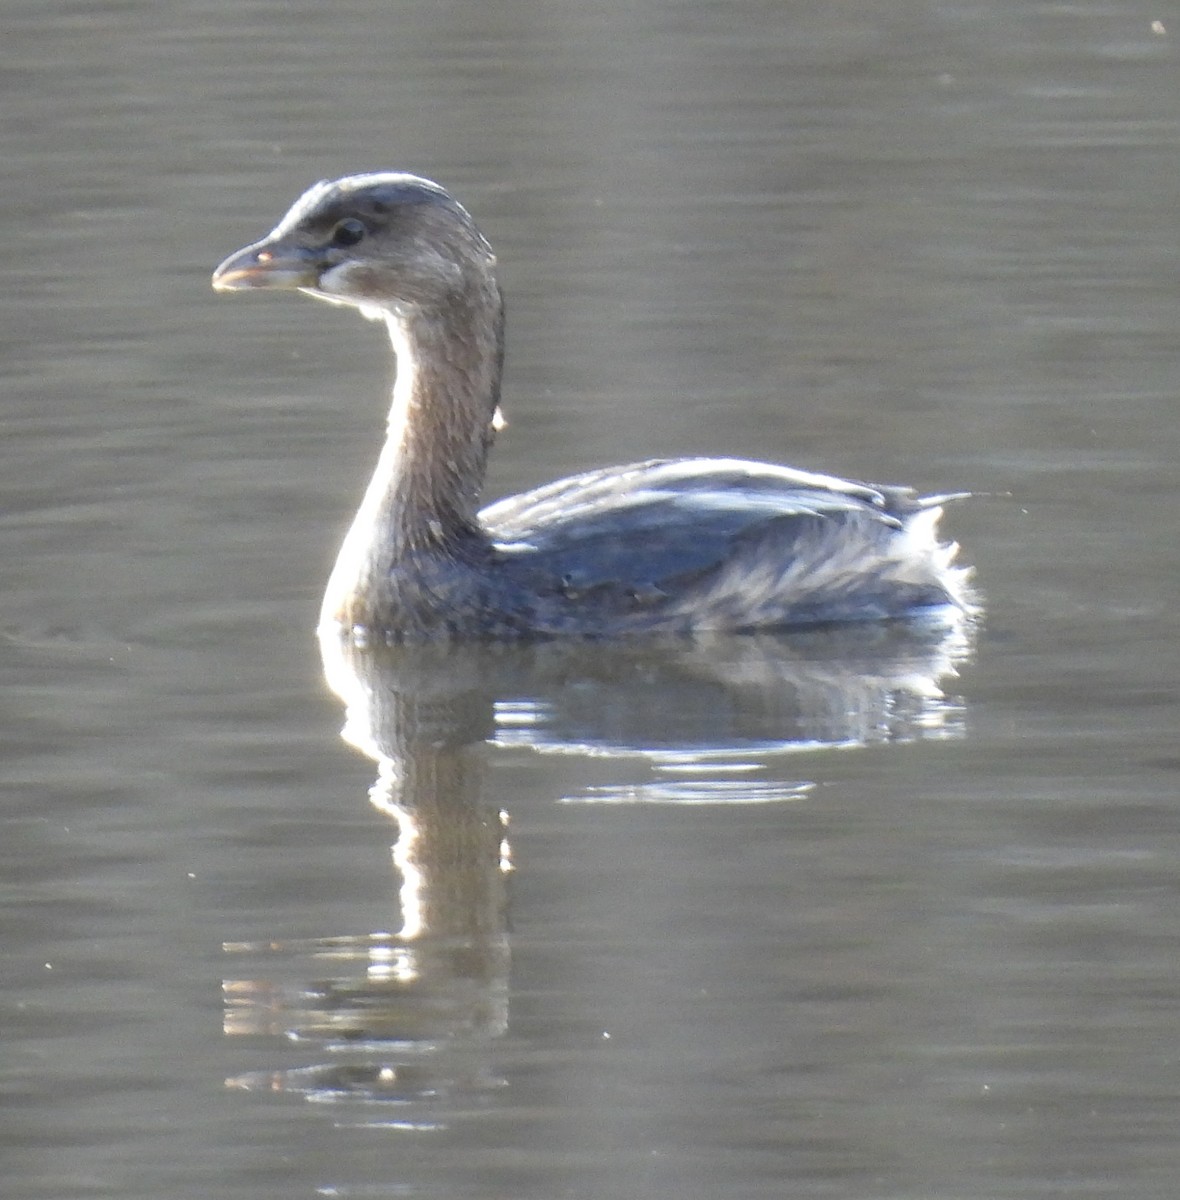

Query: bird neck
[383,293,503,537]
[321,284,504,629]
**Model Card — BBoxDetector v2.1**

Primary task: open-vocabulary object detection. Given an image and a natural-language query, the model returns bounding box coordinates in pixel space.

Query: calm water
[5,3,1180,1198]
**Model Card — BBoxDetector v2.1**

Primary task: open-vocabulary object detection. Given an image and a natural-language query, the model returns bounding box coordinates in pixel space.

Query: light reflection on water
[221,622,971,1124]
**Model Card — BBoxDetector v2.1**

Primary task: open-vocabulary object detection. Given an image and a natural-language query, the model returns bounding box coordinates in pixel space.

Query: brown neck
[380,282,504,550]
[320,277,504,629]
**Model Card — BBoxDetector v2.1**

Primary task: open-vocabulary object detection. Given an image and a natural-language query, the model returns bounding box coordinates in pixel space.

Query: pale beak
[212,240,322,292]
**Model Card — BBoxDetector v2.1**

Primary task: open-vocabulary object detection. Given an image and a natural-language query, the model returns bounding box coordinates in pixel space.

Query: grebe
[213,172,972,640]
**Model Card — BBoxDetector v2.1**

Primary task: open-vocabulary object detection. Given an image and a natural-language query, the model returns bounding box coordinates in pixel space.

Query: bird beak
[211,239,322,292]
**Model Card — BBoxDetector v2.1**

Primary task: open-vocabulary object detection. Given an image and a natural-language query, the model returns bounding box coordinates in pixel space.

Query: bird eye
[329,218,366,247]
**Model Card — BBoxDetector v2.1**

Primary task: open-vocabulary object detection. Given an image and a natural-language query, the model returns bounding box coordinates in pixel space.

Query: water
[4,2,1180,1197]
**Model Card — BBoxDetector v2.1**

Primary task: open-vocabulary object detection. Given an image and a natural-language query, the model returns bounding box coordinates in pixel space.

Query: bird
[212,172,973,641]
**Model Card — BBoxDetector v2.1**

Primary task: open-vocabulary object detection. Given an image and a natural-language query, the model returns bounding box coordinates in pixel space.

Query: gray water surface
[5,3,1180,1198]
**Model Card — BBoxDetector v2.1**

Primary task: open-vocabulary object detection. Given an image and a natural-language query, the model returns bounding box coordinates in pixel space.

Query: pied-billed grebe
[213,172,973,640]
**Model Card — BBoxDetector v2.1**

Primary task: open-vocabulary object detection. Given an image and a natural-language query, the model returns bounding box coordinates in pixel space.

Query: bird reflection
[223,618,972,1116]
[223,636,515,1114]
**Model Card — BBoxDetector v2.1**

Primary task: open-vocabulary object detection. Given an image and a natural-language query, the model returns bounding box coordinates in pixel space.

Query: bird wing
[480,457,915,596]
